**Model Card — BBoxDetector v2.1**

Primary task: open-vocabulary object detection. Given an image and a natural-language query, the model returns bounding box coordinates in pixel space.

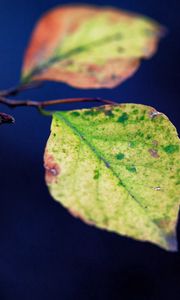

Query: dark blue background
[0,0,180,299]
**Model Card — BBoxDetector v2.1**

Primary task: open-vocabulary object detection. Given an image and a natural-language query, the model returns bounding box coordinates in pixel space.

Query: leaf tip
[165,233,178,252]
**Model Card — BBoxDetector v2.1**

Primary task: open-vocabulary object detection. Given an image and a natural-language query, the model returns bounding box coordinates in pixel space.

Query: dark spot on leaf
[96,106,105,112]
[133,109,139,114]
[117,181,122,186]
[148,149,159,158]
[137,131,144,137]
[44,151,60,184]
[83,109,100,116]
[80,134,85,140]
[116,153,125,160]
[128,141,136,148]
[83,110,93,116]
[163,144,179,154]
[71,111,80,117]
[146,134,152,140]
[117,46,124,53]
[105,110,114,117]
[93,169,100,180]
[86,64,100,74]
[111,74,118,80]
[149,110,162,119]
[126,165,137,173]
[139,115,145,121]
[117,112,129,123]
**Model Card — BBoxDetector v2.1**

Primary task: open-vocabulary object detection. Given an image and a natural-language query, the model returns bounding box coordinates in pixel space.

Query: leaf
[22,5,164,89]
[44,104,180,251]
[0,112,15,125]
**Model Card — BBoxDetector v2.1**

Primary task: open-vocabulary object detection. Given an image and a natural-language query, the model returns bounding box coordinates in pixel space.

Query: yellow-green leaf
[44,104,180,251]
[22,5,164,88]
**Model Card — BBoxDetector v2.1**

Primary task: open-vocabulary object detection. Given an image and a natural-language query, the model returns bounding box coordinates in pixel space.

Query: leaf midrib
[22,32,123,83]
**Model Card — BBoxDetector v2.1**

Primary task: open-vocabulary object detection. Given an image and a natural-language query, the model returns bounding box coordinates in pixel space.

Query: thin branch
[0,81,43,97]
[0,96,117,109]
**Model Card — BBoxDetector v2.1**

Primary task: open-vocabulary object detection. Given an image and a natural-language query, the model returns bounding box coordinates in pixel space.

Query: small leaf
[44,104,180,251]
[22,5,164,88]
[0,112,15,125]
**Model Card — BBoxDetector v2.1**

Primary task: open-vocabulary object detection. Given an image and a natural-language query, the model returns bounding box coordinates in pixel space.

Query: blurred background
[0,0,180,299]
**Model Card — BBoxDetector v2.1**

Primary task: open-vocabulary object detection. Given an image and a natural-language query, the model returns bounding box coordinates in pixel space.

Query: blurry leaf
[44,104,180,251]
[22,5,164,89]
[0,112,15,125]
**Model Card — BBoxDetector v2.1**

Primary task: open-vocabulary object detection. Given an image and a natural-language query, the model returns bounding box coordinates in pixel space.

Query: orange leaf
[22,5,164,89]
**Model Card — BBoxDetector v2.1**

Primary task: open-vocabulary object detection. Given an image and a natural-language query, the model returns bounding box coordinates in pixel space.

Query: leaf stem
[0,81,43,97]
[0,96,117,109]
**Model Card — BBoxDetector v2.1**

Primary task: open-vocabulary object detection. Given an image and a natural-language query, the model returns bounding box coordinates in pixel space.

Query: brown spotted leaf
[44,103,180,251]
[22,5,164,88]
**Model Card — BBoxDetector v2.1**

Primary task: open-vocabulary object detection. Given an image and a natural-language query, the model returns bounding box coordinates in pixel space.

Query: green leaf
[22,5,164,88]
[44,104,180,251]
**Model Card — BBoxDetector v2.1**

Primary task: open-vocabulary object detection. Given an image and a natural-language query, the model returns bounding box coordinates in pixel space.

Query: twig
[0,96,117,109]
[0,81,43,97]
